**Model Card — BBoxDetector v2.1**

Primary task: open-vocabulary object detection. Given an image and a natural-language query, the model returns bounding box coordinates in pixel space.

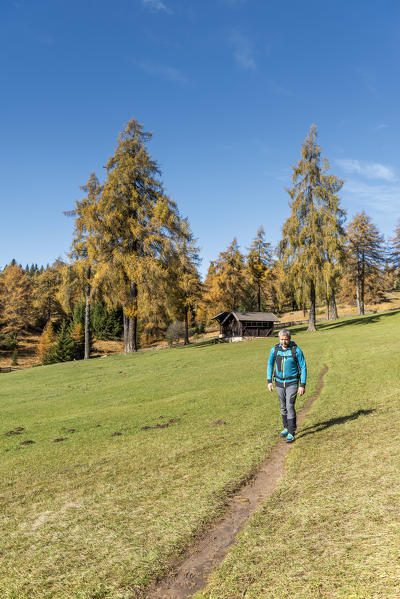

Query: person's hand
[268,382,274,392]
[298,386,305,396]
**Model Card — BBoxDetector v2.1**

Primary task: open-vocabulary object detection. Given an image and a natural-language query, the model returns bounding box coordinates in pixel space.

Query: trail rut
[146,365,329,599]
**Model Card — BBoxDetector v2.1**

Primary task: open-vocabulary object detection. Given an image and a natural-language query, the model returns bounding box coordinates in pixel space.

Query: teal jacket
[267,341,307,388]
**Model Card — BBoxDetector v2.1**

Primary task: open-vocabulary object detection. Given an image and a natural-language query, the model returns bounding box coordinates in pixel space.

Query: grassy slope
[1,312,399,598]
[0,335,320,599]
[196,312,400,599]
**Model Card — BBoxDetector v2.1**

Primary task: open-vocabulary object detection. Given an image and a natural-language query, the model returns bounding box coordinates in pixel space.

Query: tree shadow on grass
[282,309,400,337]
[297,409,376,440]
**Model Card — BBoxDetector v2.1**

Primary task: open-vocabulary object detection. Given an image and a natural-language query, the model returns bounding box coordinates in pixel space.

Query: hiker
[267,329,307,443]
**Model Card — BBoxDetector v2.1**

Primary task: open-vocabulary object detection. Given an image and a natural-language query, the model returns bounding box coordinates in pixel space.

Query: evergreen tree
[346,212,385,315]
[52,321,75,363]
[246,226,273,311]
[281,125,345,331]
[91,301,123,340]
[70,321,85,359]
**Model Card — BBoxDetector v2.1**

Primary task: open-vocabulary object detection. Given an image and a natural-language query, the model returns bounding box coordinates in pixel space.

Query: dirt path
[146,365,328,599]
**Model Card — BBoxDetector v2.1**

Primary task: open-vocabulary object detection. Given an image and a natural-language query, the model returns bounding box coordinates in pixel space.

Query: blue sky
[1,0,400,276]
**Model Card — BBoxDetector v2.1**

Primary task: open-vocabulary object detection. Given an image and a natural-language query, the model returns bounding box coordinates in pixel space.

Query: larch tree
[37,320,56,364]
[68,172,103,359]
[346,212,384,315]
[32,260,65,327]
[390,220,400,289]
[246,226,273,311]
[82,118,185,353]
[0,264,32,340]
[281,125,345,331]
[320,175,346,319]
[201,238,246,319]
[167,220,202,344]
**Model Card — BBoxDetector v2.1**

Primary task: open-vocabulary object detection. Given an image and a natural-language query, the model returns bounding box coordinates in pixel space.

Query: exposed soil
[5,427,24,436]
[210,420,226,427]
[146,365,328,599]
[141,418,181,431]
[20,440,35,446]
[53,437,67,442]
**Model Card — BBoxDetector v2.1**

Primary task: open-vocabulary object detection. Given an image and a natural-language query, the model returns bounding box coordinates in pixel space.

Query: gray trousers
[276,385,298,434]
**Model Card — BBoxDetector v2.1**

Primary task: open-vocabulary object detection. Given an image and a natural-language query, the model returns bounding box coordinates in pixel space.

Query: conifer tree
[346,212,384,315]
[32,260,65,327]
[0,264,32,339]
[167,222,202,344]
[281,125,345,331]
[201,238,246,319]
[80,118,185,353]
[37,320,56,364]
[67,172,103,359]
[52,321,75,363]
[246,226,273,311]
[320,185,346,319]
[90,301,123,340]
[70,321,85,359]
[389,220,400,289]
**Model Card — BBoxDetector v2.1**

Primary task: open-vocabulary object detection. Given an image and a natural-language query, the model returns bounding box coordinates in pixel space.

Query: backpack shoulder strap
[273,343,280,362]
[291,342,300,374]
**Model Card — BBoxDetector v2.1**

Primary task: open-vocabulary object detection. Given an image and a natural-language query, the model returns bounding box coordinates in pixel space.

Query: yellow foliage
[37,320,56,362]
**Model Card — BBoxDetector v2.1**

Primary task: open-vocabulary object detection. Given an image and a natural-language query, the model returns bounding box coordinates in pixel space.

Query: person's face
[280,335,290,348]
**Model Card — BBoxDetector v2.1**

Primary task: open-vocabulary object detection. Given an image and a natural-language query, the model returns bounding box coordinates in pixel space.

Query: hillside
[2,291,400,371]
[1,311,399,598]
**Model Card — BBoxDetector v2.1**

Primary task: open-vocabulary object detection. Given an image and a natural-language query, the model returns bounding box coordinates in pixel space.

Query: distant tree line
[1,121,399,365]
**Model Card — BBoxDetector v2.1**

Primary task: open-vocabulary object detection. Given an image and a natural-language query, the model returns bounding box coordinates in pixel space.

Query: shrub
[0,335,18,351]
[165,321,185,346]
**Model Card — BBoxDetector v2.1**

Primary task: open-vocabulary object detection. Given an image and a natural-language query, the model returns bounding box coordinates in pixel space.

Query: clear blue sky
[1,0,400,277]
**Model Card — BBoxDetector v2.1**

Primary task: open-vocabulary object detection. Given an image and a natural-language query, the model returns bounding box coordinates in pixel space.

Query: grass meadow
[1,311,399,598]
[196,312,400,599]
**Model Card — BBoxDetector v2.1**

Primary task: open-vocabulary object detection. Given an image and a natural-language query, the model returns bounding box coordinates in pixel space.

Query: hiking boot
[280,428,288,437]
[286,433,295,443]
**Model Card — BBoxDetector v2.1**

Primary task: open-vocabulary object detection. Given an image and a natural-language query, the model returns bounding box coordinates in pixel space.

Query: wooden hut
[211,311,279,340]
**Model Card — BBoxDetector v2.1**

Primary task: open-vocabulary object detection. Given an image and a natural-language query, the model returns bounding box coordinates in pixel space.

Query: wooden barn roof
[211,311,279,324]
[231,311,280,322]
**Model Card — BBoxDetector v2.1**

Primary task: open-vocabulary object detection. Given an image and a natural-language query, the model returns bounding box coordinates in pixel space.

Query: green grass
[1,312,399,598]
[196,311,400,599]
[0,335,320,599]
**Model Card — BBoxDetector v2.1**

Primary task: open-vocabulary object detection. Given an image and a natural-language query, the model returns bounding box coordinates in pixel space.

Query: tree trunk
[123,313,128,352]
[84,274,91,360]
[360,252,365,315]
[134,316,138,351]
[330,292,338,320]
[356,280,362,315]
[308,280,317,331]
[326,299,330,321]
[257,284,261,312]
[124,317,137,353]
[184,306,189,345]
[124,282,138,353]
